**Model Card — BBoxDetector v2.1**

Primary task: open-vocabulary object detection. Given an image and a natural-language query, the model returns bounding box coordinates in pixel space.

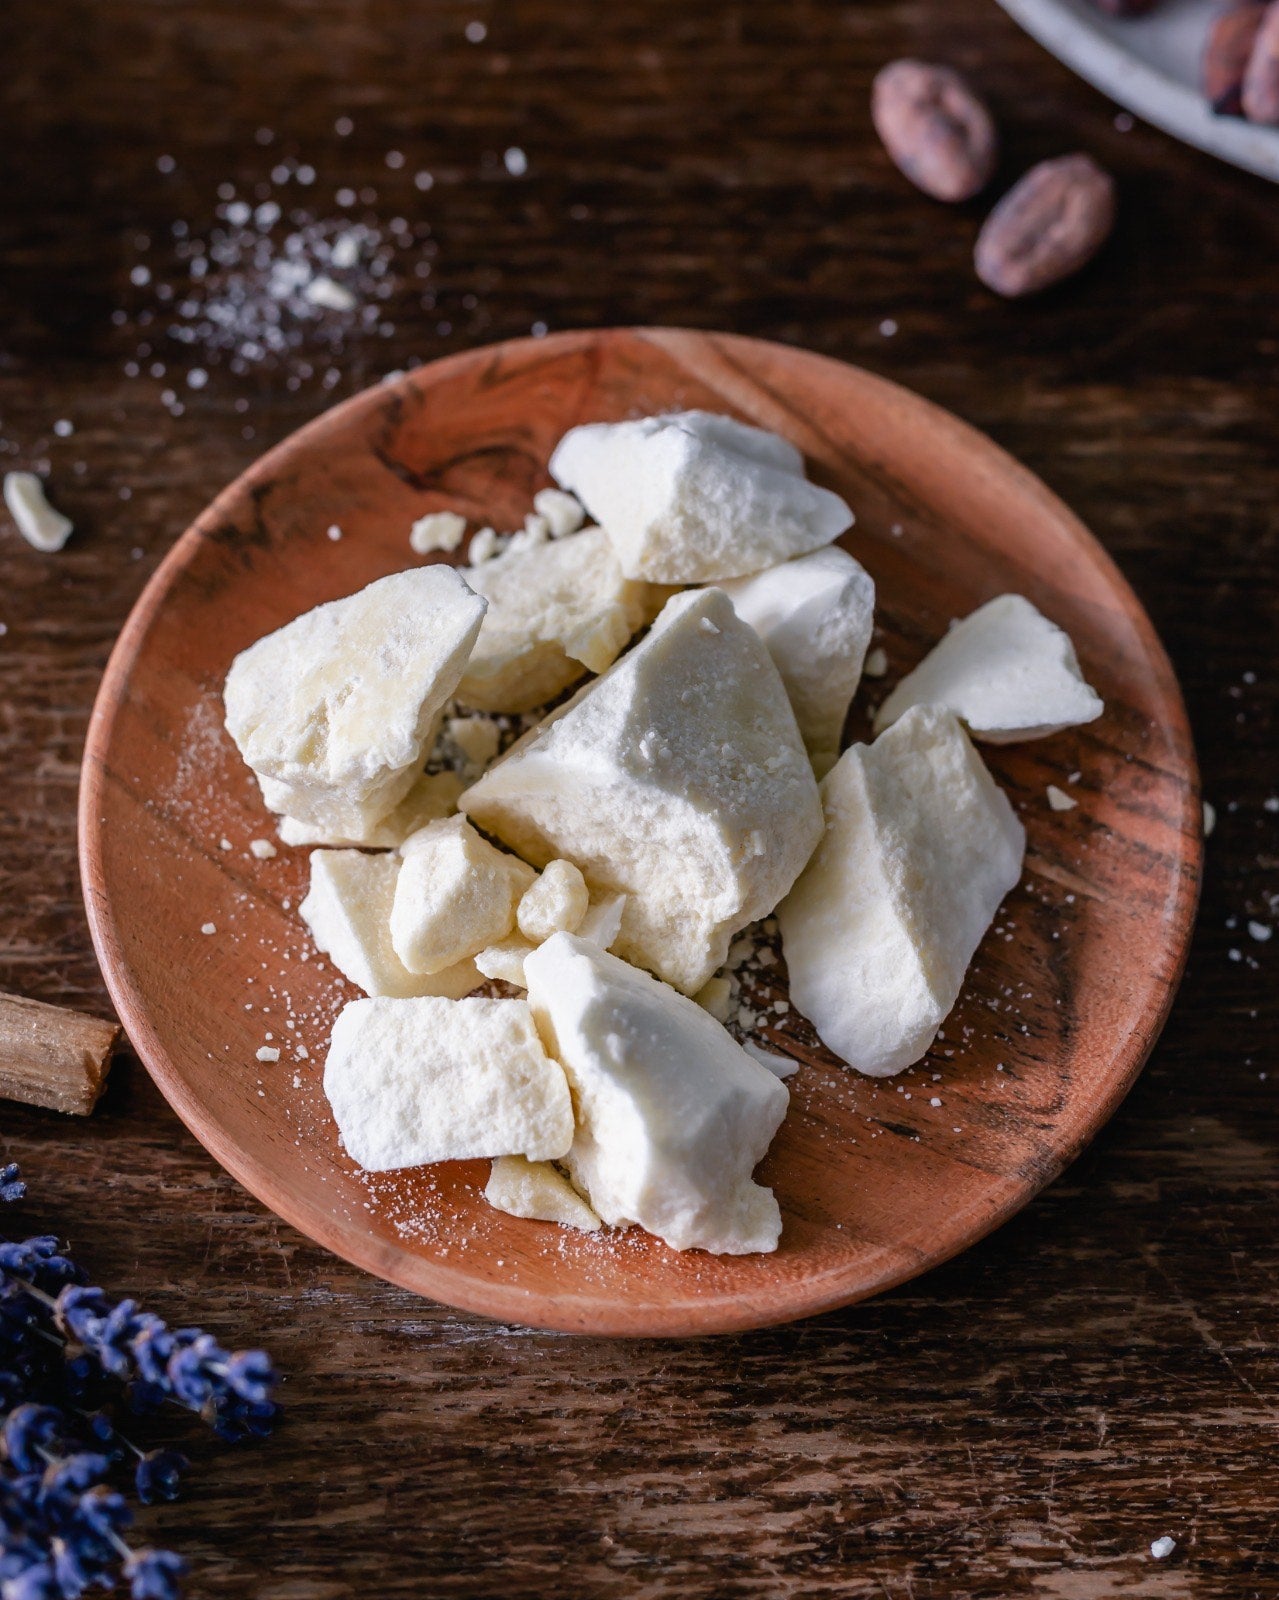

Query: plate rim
[78,326,1203,1336]
[995,0,1279,184]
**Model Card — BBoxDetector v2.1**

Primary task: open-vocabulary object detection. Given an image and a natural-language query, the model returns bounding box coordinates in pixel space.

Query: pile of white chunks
[223,410,1102,1256]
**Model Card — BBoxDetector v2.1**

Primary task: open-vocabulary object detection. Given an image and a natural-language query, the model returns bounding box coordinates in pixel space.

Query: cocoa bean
[871,59,998,203]
[974,154,1116,299]
[1203,2,1266,117]
[1242,1,1279,122]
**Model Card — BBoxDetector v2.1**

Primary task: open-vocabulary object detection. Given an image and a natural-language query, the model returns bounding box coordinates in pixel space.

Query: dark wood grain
[1,0,1276,1592]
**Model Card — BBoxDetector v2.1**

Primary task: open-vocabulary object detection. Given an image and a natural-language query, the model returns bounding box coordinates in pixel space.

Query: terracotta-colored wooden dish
[79,328,1201,1337]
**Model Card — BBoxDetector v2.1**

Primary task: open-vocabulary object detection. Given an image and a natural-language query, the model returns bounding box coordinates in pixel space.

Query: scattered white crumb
[469,526,500,564]
[879,318,898,338]
[326,524,342,541]
[742,1042,798,1080]
[1203,800,1216,837]
[1265,797,1279,814]
[1248,920,1272,942]
[200,922,216,935]
[329,230,361,269]
[1046,784,1077,812]
[53,419,74,438]
[249,838,277,860]
[532,487,585,538]
[504,147,528,177]
[523,511,551,540]
[863,647,888,678]
[219,837,233,851]
[4,472,73,553]
[256,1045,281,1063]
[506,520,548,556]
[446,714,501,770]
[1149,1536,1175,1561]
[304,275,358,312]
[930,1097,942,1107]
[409,510,466,555]
[465,18,487,41]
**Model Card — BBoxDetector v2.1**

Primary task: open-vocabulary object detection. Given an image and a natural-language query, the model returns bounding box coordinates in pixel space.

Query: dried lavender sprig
[0,1258,278,1441]
[52,1291,278,1437]
[1,1169,272,1597]
[70,1412,186,1507]
[0,1403,117,1598]
[1,1404,187,1600]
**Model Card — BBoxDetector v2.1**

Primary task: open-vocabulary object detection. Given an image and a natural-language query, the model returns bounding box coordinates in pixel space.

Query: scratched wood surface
[1,1,1276,1594]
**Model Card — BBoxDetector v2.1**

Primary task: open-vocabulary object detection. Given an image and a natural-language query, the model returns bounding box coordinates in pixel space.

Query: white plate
[996,0,1279,182]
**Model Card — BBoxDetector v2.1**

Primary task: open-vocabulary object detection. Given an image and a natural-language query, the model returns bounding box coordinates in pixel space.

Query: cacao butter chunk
[462,589,823,995]
[300,850,480,1000]
[457,527,658,714]
[720,546,876,776]
[575,892,627,952]
[475,933,539,988]
[675,409,806,474]
[779,706,1025,1077]
[390,816,535,976]
[484,1155,603,1232]
[873,594,1103,744]
[224,568,485,838]
[278,771,466,849]
[323,995,573,1170]
[477,887,625,989]
[524,933,789,1255]
[548,411,852,583]
[517,859,590,943]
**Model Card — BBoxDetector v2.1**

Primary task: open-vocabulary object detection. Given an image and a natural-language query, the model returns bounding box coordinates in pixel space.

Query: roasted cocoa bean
[974,154,1116,299]
[871,59,998,203]
[1203,2,1266,116]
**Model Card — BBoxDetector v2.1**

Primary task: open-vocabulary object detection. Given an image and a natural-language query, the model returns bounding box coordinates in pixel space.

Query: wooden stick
[0,992,121,1115]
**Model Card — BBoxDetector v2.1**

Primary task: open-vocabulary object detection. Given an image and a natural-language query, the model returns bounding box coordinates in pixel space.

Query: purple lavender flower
[0,1543,48,1586]
[2,1406,64,1473]
[133,1450,186,1507]
[123,1549,187,1600]
[50,1535,109,1599]
[72,1483,131,1544]
[219,1351,275,1407]
[127,1323,173,1392]
[1,1169,275,1598]
[1,1559,60,1600]
[50,1289,111,1355]
[0,1242,80,1298]
[37,1452,112,1504]
[209,1396,277,1444]
[0,1471,42,1537]
[51,1293,278,1434]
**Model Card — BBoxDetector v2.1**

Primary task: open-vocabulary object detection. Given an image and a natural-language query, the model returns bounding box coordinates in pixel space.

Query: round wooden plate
[79,328,1201,1337]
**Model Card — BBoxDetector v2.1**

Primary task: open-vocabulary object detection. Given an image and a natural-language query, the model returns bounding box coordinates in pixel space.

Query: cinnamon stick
[0,991,120,1115]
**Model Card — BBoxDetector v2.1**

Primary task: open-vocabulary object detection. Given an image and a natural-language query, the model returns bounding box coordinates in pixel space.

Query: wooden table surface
[2,2,1276,1594]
